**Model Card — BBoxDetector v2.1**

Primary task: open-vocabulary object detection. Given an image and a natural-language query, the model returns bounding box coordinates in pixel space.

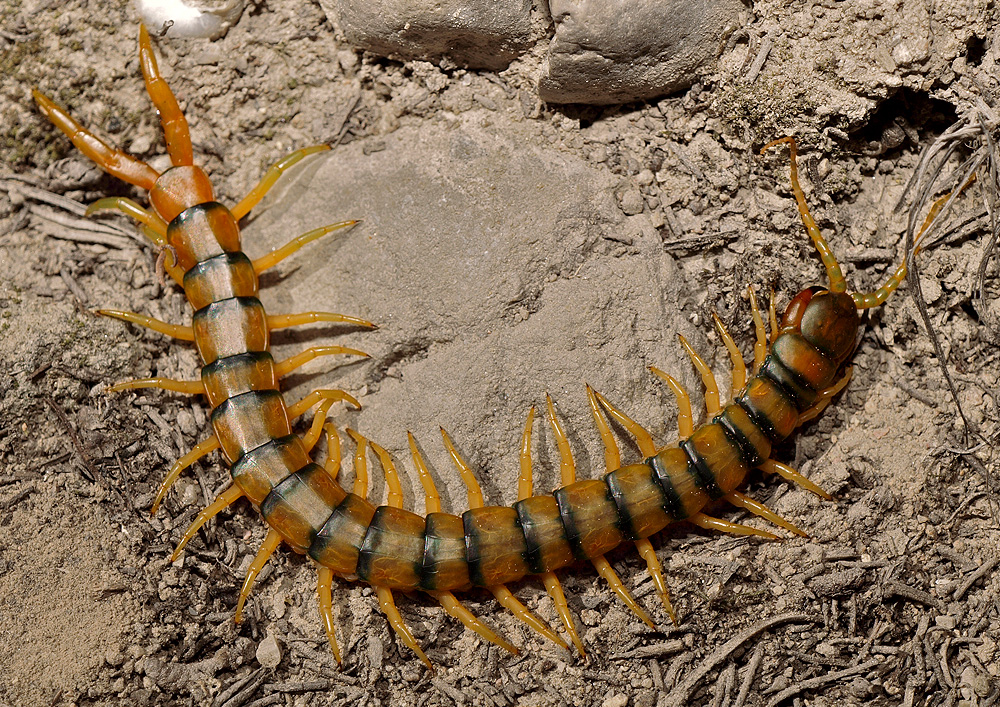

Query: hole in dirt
[848,88,957,157]
[966,35,987,66]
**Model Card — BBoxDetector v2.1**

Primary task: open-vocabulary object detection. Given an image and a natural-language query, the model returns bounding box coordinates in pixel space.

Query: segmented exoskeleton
[35,27,960,669]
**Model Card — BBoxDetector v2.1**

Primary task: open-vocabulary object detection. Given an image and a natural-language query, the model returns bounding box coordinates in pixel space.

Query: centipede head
[781,286,860,364]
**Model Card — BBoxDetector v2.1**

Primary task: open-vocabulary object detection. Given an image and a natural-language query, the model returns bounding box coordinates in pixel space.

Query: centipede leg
[649,369,694,438]
[253,222,360,274]
[712,312,746,397]
[153,435,221,514]
[725,491,807,537]
[322,424,342,481]
[797,366,852,425]
[273,345,369,378]
[589,389,657,457]
[443,428,566,649]
[689,511,779,540]
[86,197,168,240]
[97,309,194,340]
[518,408,585,656]
[748,286,767,374]
[346,429,369,497]
[433,591,519,655]
[138,24,193,167]
[267,311,376,331]
[678,334,721,416]
[300,399,338,454]
[287,389,361,419]
[170,485,243,559]
[760,459,832,500]
[634,539,677,624]
[234,528,283,623]
[377,586,433,670]
[105,376,205,395]
[231,144,332,220]
[31,89,159,189]
[316,566,342,664]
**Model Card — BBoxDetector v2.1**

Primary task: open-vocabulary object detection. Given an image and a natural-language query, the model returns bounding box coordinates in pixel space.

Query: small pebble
[256,633,282,669]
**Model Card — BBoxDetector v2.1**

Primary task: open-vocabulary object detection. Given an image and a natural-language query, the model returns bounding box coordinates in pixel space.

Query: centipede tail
[36,25,968,669]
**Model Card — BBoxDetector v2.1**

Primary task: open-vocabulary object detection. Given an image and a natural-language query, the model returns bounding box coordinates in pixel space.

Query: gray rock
[325,0,533,70]
[539,0,745,104]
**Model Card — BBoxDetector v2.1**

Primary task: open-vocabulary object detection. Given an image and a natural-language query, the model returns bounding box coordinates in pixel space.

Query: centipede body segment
[33,27,962,670]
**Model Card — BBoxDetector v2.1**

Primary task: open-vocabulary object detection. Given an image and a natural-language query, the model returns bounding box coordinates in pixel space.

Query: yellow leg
[678,334,721,416]
[346,428,370,497]
[267,311,376,331]
[689,511,779,540]
[322,424,342,481]
[138,24,193,167]
[252,221,359,274]
[152,435,221,514]
[592,555,656,629]
[650,368,694,438]
[546,394,577,486]
[712,312,746,397]
[433,591,519,655]
[797,366,853,425]
[106,376,204,395]
[370,441,404,509]
[490,585,567,649]
[234,528,283,623]
[32,89,160,189]
[592,389,657,457]
[409,432,442,513]
[586,384,621,469]
[97,309,194,340]
[287,389,361,419]
[300,399,337,454]
[377,586,432,670]
[169,485,243,560]
[440,427,485,509]
[540,572,585,656]
[760,459,832,500]
[748,286,768,374]
[273,345,369,378]
[231,144,332,220]
[768,291,778,345]
[86,197,168,241]
[761,137,847,294]
[635,538,677,624]
[516,407,538,502]
[725,491,807,537]
[317,566,342,665]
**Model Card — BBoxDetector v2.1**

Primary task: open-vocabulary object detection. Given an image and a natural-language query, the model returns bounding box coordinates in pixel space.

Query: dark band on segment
[680,438,725,500]
[514,495,574,574]
[648,452,685,520]
[356,506,426,590]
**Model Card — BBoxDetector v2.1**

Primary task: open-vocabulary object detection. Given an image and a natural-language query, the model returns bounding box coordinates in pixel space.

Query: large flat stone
[539,0,745,104]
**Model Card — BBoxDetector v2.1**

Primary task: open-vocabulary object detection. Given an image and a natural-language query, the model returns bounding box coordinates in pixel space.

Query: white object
[135,0,244,39]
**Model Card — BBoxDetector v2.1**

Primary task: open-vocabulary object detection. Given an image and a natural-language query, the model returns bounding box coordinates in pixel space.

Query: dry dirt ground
[2,1,999,706]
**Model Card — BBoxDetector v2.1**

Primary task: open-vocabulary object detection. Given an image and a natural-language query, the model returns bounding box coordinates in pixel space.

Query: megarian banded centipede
[32,25,962,670]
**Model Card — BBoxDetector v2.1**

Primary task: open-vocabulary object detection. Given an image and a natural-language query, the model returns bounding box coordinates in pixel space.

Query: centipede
[32,25,965,672]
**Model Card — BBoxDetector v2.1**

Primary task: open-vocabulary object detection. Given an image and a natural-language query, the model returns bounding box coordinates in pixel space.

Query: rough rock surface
[326,0,534,70]
[539,0,746,104]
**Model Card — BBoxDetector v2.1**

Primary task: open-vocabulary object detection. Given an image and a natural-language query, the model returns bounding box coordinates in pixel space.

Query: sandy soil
[1,1,998,706]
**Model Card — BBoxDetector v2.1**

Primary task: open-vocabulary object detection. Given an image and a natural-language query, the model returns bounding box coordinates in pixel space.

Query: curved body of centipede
[35,27,961,670]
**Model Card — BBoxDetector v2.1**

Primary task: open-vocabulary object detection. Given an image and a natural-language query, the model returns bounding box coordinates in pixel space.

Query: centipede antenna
[712,312,746,397]
[273,345,370,378]
[649,368,693,438]
[408,432,441,513]
[586,384,621,470]
[152,436,221,514]
[322,424,342,481]
[546,394,577,486]
[592,389,657,458]
[433,590,519,655]
[267,311,377,332]
[234,527,283,623]
[761,136,848,294]
[376,586,433,670]
[725,491,807,537]
[370,441,404,509]
[678,334,721,417]
[96,309,195,341]
[591,555,656,629]
[138,24,193,167]
[747,287,768,373]
[689,512,780,540]
[346,429,369,497]
[316,567,342,665]
[440,427,485,509]
[253,221,360,274]
[170,484,243,560]
[760,459,832,500]
[490,585,568,649]
[516,407,537,501]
